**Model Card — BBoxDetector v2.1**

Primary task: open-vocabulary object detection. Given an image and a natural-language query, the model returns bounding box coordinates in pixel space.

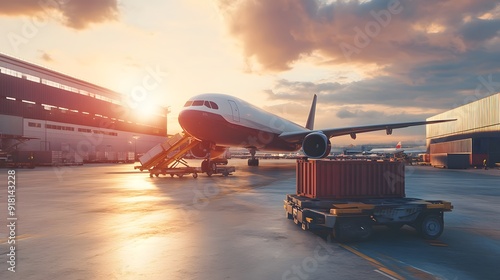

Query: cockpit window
[209,101,219,109]
[192,100,204,106]
[184,99,219,110]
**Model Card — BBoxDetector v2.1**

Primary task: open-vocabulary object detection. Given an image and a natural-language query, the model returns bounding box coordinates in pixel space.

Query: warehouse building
[426,93,500,168]
[0,53,168,164]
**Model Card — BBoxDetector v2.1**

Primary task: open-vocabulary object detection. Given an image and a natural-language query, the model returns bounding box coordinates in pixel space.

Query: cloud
[0,0,119,29]
[217,0,500,70]
[39,50,54,62]
[460,18,500,42]
[218,0,500,120]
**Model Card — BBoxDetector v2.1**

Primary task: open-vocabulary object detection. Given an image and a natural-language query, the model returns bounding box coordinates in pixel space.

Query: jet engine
[190,141,226,159]
[302,132,331,158]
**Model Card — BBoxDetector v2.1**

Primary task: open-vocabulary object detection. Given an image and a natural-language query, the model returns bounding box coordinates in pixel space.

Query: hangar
[426,93,500,168]
[0,53,168,164]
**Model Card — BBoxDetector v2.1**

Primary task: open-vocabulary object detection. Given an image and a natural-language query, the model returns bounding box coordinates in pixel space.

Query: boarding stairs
[135,133,201,177]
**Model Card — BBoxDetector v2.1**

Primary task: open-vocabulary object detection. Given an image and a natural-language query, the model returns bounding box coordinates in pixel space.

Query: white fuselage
[178,93,306,151]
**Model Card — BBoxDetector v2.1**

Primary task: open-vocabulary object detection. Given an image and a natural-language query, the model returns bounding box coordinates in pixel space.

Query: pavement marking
[427,239,448,247]
[339,244,404,280]
[374,269,399,280]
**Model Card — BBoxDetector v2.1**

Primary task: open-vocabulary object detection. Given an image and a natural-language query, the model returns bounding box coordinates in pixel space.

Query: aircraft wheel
[201,160,208,172]
[192,173,198,178]
[247,159,259,166]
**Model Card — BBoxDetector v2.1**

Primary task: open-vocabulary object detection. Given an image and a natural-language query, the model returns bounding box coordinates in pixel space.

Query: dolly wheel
[418,213,444,240]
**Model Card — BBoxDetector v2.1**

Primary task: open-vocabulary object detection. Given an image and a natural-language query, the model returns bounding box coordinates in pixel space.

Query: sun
[134,99,159,120]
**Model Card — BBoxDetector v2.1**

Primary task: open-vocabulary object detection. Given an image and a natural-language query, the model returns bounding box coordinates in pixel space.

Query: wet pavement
[0,159,499,279]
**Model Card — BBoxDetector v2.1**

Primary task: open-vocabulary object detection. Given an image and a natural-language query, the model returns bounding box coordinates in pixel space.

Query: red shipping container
[296,160,405,199]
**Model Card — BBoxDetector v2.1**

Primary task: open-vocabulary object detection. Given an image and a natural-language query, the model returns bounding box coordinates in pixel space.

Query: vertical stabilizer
[305,94,317,130]
[396,141,402,149]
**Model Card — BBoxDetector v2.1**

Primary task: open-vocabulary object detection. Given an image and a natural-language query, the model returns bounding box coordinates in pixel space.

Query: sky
[0,0,499,146]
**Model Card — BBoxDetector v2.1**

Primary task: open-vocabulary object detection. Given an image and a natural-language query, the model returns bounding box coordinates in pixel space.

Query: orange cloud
[217,0,499,72]
[0,0,119,29]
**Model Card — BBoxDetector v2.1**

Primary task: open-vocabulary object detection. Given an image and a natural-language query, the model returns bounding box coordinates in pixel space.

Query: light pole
[132,135,139,162]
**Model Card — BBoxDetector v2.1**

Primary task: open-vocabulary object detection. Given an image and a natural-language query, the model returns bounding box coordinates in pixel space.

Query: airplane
[178,93,455,172]
[367,141,404,155]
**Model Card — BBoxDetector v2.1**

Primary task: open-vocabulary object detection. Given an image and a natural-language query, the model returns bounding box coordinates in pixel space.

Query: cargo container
[286,159,453,241]
[296,159,405,199]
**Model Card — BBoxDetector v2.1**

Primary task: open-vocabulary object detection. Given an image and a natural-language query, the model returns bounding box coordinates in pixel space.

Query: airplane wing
[279,119,456,142]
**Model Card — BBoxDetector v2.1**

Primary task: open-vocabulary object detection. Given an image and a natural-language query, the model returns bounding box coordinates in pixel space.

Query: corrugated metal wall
[430,138,472,154]
[426,93,500,139]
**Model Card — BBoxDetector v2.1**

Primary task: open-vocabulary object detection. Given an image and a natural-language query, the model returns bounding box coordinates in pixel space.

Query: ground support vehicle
[147,158,200,178]
[146,158,235,178]
[200,158,235,177]
[284,194,453,241]
[135,133,235,178]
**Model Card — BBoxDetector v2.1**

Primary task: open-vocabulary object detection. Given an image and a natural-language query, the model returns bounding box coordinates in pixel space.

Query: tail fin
[396,141,402,149]
[305,94,317,130]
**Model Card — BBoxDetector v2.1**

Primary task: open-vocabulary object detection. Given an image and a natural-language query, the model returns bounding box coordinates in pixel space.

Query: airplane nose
[178,109,190,131]
[178,109,202,135]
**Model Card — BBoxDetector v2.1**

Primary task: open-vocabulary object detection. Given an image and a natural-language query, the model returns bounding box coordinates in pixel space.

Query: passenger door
[228,100,240,122]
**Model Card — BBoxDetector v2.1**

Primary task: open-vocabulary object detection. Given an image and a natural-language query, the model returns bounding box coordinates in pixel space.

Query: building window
[92,130,117,136]
[28,122,41,128]
[78,128,92,133]
[46,124,75,131]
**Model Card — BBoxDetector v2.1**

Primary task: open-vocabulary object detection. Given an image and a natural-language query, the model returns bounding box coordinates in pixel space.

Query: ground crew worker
[483,159,488,170]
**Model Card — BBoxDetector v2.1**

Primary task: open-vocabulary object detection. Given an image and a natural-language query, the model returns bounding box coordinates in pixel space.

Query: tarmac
[0,159,499,279]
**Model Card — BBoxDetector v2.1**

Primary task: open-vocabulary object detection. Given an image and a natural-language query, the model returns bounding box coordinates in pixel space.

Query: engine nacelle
[302,132,331,159]
[190,141,226,159]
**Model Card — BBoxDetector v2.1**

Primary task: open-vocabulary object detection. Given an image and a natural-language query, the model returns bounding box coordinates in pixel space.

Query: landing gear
[248,158,259,166]
[201,159,216,177]
[201,145,231,177]
[247,148,259,166]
